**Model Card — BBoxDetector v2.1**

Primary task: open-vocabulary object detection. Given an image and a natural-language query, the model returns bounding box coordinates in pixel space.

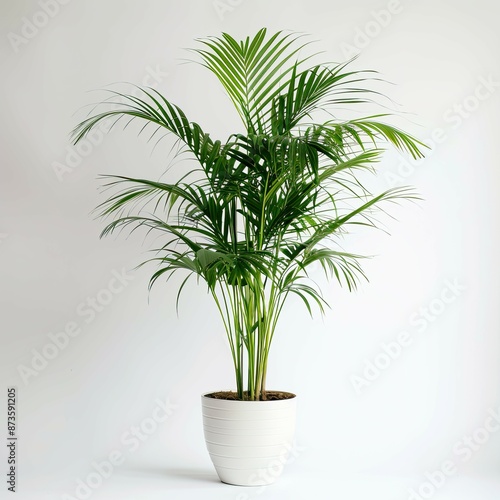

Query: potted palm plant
[73,28,425,486]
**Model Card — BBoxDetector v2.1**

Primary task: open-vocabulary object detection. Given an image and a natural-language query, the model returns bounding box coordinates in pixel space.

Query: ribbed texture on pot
[201,393,297,486]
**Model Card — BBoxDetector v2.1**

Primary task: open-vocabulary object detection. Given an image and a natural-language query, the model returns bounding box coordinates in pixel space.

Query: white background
[1,0,499,499]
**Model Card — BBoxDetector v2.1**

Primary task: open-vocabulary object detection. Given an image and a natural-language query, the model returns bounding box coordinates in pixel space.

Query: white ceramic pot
[201,392,297,486]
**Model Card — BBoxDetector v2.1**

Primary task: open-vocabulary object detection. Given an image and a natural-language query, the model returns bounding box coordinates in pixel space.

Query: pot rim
[201,391,297,402]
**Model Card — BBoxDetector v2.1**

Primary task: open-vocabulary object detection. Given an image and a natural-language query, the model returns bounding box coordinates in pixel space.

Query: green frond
[74,29,426,401]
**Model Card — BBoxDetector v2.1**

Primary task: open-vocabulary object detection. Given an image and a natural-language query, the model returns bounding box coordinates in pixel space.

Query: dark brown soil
[205,391,296,401]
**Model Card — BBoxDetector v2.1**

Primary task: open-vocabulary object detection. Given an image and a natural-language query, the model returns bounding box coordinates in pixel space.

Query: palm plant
[73,29,425,401]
